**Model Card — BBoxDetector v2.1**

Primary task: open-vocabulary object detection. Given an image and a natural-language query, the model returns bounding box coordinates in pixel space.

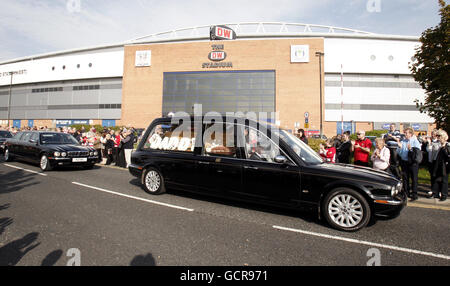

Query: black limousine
[0,130,13,154]
[129,116,406,232]
[4,131,99,171]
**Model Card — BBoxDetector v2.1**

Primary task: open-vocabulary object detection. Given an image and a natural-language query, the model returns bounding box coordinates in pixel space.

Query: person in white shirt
[371,138,390,171]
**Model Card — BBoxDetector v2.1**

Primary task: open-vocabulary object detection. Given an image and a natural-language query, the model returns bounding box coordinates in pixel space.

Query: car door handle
[198,161,210,165]
[244,166,259,170]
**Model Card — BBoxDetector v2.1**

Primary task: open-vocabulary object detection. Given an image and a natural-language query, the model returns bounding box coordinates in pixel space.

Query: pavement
[410,185,450,211]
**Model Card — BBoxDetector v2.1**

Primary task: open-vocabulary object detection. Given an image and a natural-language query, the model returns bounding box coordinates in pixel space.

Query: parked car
[129,116,406,232]
[311,134,327,140]
[4,131,99,171]
[0,130,13,154]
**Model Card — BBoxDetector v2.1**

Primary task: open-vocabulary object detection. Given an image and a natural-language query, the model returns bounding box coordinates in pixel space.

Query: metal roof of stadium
[0,22,419,65]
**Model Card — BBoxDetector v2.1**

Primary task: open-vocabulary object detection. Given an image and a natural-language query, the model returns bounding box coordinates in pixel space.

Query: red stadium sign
[210,25,236,41]
[208,51,227,61]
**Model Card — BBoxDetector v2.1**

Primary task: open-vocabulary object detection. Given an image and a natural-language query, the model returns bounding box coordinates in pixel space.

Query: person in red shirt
[113,130,121,166]
[352,130,372,167]
[319,139,336,163]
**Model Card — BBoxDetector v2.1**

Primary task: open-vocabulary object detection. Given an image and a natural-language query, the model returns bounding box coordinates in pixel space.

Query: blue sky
[0,0,443,61]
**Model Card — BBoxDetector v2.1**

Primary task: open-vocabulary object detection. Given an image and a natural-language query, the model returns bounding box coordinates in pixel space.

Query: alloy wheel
[145,170,161,193]
[40,155,48,171]
[327,194,363,228]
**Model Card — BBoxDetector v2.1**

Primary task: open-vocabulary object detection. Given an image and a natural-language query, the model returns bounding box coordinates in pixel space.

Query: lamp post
[315,51,324,138]
[7,71,14,128]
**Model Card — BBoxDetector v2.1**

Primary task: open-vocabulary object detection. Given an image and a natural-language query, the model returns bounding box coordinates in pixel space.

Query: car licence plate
[72,158,87,162]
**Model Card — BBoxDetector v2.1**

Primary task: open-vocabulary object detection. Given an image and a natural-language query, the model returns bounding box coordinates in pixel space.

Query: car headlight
[61,152,67,157]
[391,182,402,197]
[391,186,396,197]
[54,152,61,157]
[94,151,98,156]
[90,151,94,156]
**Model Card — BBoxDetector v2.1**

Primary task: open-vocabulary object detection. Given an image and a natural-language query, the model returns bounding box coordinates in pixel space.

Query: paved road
[0,159,449,266]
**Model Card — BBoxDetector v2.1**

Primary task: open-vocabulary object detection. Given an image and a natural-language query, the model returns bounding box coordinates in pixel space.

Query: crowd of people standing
[71,126,136,168]
[305,123,449,202]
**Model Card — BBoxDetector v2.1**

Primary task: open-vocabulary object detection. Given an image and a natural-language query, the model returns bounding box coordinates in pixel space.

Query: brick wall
[122,38,325,133]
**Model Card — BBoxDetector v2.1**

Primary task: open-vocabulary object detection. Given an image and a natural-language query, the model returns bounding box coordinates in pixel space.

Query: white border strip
[273,225,450,260]
[72,182,194,212]
[4,163,47,176]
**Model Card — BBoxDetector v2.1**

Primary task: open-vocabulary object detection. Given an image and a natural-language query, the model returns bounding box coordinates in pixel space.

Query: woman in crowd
[116,130,127,168]
[426,129,440,190]
[100,132,108,164]
[91,131,102,163]
[104,133,115,165]
[298,129,308,144]
[113,130,122,166]
[121,129,135,168]
[333,134,342,149]
[319,139,336,163]
[431,130,449,201]
[371,138,390,171]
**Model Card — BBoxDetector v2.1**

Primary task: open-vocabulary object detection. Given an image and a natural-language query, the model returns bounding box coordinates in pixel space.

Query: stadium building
[0,22,434,136]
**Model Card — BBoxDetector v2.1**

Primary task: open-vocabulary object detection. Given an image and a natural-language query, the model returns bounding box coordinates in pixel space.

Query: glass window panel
[163,71,274,114]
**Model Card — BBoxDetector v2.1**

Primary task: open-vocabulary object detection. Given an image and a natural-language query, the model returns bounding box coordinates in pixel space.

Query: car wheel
[4,148,13,162]
[40,154,52,171]
[143,167,165,195]
[322,188,371,232]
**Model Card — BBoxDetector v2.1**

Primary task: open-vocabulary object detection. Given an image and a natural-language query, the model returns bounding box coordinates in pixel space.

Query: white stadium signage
[291,45,310,63]
[135,50,152,67]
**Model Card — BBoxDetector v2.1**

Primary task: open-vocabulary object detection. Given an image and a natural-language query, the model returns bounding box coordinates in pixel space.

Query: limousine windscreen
[0,131,13,138]
[40,133,79,145]
[275,129,323,164]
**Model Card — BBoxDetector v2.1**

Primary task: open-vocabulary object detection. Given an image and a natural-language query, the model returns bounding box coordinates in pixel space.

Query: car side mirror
[274,155,287,164]
[29,139,37,145]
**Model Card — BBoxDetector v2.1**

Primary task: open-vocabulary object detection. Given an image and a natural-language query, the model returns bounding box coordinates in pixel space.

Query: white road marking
[273,225,450,261]
[3,163,47,176]
[72,181,194,212]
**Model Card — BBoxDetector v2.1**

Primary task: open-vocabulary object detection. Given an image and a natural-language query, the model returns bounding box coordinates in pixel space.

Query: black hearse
[4,131,99,171]
[129,116,406,231]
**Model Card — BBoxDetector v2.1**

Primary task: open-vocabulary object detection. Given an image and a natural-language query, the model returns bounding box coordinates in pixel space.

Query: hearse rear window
[143,124,197,152]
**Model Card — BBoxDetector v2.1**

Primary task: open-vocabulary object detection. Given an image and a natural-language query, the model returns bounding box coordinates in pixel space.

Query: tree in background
[410,0,449,134]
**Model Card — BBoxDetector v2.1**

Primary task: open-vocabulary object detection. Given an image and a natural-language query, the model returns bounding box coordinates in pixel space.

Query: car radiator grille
[67,151,89,157]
